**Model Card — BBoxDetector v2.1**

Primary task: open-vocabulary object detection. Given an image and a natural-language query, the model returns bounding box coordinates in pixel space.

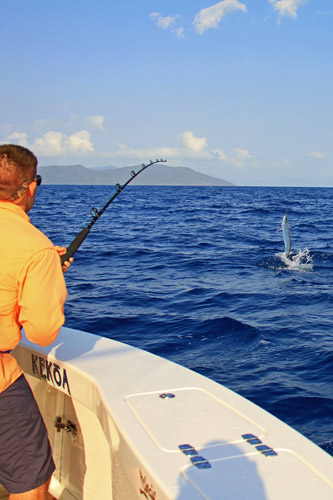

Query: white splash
[276,248,313,272]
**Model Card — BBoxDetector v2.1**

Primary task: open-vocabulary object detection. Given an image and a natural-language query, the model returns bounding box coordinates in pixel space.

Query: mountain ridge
[38,164,234,186]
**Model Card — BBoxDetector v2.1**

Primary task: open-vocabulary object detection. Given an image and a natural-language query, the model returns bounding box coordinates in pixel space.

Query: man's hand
[54,246,74,273]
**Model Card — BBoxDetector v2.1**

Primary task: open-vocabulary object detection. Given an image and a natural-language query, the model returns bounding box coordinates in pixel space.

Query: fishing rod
[60,159,167,265]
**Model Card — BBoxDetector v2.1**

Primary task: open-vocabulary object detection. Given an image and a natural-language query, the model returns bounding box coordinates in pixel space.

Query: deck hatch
[126,388,265,451]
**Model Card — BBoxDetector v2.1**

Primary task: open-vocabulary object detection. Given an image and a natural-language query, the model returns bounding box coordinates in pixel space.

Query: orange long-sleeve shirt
[0,201,68,393]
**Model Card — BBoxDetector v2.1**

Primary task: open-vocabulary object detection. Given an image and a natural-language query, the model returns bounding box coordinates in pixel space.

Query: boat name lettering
[139,469,157,500]
[31,354,71,395]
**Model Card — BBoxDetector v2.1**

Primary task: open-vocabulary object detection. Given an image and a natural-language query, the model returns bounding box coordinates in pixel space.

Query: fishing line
[60,159,166,265]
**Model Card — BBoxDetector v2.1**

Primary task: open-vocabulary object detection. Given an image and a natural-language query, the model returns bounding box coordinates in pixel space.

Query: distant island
[38,164,234,186]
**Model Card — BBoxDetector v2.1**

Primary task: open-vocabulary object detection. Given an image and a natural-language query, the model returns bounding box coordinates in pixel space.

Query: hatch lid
[126,387,265,452]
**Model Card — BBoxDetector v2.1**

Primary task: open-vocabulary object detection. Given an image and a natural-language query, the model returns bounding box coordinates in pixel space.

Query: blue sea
[31,184,333,456]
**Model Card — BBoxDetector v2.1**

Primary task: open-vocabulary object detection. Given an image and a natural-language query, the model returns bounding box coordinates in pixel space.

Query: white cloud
[87,115,104,130]
[193,0,247,34]
[213,146,253,166]
[32,131,67,156]
[157,16,177,30]
[179,131,208,152]
[212,148,228,161]
[308,151,325,159]
[101,131,211,161]
[4,128,254,168]
[269,0,307,21]
[151,3,249,39]
[103,132,254,167]
[175,27,185,39]
[65,131,94,155]
[5,132,29,147]
[231,147,252,166]
[150,12,178,29]
[6,130,94,157]
[150,12,184,38]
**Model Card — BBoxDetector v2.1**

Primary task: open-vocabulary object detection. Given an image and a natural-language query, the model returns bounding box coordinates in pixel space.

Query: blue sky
[1,0,332,186]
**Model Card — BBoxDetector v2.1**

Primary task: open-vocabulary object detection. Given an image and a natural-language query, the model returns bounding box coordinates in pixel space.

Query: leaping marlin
[280,210,291,256]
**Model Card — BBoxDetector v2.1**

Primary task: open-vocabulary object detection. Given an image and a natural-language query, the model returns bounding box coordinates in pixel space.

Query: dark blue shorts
[0,375,55,494]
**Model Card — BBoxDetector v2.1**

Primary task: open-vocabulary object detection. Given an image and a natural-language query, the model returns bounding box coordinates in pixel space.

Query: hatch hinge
[54,416,77,443]
[242,433,278,457]
[179,443,212,469]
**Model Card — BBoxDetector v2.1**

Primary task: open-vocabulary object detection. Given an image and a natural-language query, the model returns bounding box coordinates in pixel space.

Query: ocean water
[31,184,333,456]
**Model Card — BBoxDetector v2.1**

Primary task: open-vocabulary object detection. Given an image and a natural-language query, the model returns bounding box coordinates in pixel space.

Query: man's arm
[18,248,68,346]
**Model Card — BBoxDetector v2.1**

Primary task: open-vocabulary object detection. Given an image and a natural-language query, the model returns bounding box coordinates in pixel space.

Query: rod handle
[60,227,90,265]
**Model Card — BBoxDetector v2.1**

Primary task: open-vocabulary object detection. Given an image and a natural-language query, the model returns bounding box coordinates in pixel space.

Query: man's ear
[27,180,37,196]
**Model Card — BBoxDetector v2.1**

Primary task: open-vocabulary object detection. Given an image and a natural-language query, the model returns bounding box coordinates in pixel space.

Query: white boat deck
[3,328,333,499]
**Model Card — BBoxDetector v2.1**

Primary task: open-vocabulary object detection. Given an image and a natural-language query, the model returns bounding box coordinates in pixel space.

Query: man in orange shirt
[0,144,70,499]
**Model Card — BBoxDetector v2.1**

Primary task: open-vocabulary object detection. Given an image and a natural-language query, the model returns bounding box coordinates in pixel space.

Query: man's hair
[0,144,38,200]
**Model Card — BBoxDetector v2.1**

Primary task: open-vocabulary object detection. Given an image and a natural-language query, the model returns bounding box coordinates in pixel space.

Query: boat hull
[8,327,333,499]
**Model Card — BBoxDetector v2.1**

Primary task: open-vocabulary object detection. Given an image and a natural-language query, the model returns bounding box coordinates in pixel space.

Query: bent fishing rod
[60,159,167,265]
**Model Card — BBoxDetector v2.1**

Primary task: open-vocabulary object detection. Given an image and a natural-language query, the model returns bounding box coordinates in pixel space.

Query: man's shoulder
[26,222,54,249]
[1,209,54,254]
